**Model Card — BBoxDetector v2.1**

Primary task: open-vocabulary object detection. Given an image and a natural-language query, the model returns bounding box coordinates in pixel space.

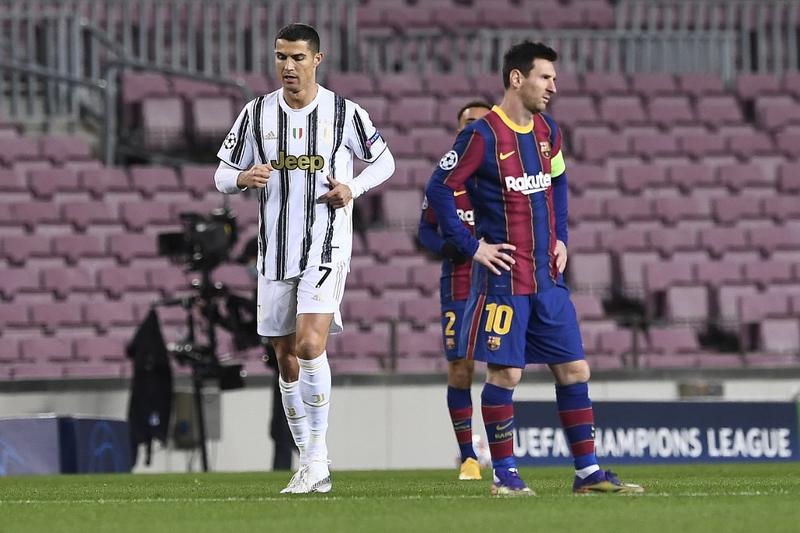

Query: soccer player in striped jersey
[214,23,395,493]
[425,41,643,496]
[418,100,491,481]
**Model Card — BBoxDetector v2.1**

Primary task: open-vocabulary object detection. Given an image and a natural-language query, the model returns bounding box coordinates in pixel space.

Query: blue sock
[556,382,599,472]
[481,383,516,471]
[447,386,477,461]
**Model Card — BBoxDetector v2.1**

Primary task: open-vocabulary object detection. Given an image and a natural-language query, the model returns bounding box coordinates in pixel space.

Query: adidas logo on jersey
[271,151,325,172]
[505,171,552,195]
[457,208,474,226]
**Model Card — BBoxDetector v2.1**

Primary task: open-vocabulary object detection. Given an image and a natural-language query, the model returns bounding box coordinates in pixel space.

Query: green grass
[0,464,798,533]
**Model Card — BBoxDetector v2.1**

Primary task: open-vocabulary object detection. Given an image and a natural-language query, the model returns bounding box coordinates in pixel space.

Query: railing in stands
[361,29,737,82]
[0,0,359,76]
[0,16,253,165]
[616,0,800,73]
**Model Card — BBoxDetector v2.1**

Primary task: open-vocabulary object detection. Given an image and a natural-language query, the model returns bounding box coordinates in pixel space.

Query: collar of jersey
[278,84,321,114]
[492,105,533,134]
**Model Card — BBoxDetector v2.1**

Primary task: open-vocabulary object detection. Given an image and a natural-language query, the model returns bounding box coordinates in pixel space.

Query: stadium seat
[549,96,598,125]
[763,196,800,223]
[696,95,744,126]
[717,284,759,322]
[39,135,93,165]
[12,201,63,229]
[366,229,416,260]
[755,95,800,131]
[41,268,97,300]
[571,293,605,320]
[326,72,376,98]
[646,326,702,354]
[79,167,130,197]
[97,266,150,299]
[631,73,678,98]
[598,227,648,254]
[129,165,181,198]
[142,96,186,149]
[566,251,612,293]
[357,263,411,294]
[677,73,725,97]
[119,200,173,231]
[375,73,425,99]
[171,77,220,99]
[179,165,218,198]
[399,297,441,327]
[599,96,648,127]
[743,260,794,287]
[192,96,235,140]
[647,227,700,257]
[759,318,800,353]
[336,324,391,359]
[1,234,51,266]
[619,251,661,294]
[1,268,41,299]
[83,301,139,333]
[617,164,667,195]
[395,323,442,359]
[0,137,40,165]
[61,201,117,231]
[654,197,712,226]
[107,233,158,263]
[734,73,782,102]
[387,97,437,129]
[0,338,21,362]
[30,301,85,333]
[604,197,655,224]
[698,226,749,258]
[582,72,629,97]
[380,189,423,228]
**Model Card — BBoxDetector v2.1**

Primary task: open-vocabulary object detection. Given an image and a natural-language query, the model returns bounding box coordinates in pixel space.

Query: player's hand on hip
[473,238,516,275]
[237,164,272,189]
[316,175,352,209]
[554,239,568,273]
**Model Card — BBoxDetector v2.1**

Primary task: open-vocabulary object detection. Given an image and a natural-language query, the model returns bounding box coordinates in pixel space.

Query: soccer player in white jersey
[214,23,395,493]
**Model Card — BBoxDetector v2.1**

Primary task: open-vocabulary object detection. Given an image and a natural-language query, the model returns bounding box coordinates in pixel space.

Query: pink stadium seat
[694,261,745,291]
[653,197,712,225]
[39,135,92,165]
[327,72,376,98]
[476,5,535,29]
[568,197,605,223]
[582,72,629,97]
[667,163,717,193]
[387,97,437,129]
[1,268,41,299]
[763,196,800,223]
[121,71,171,104]
[734,73,782,101]
[617,164,667,195]
[329,356,383,374]
[569,227,600,253]
[717,284,759,321]
[229,72,273,97]
[567,162,614,194]
[643,260,694,293]
[549,96,598,125]
[629,131,679,158]
[119,200,173,231]
[571,293,604,320]
[192,96,235,140]
[596,329,637,359]
[146,266,190,295]
[129,165,181,197]
[12,201,63,228]
[566,252,612,293]
[647,96,694,127]
[647,326,701,354]
[760,318,800,353]
[180,165,217,198]
[677,73,725,97]
[79,167,130,197]
[598,96,647,127]
[718,163,772,192]
[631,73,677,98]
[0,137,40,164]
[12,365,65,380]
[2,234,51,265]
[696,95,744,126]
[52,234,105,265]
[748,226,800,255]
[698,227,749,258]
[97,266,150,299]
[665,285,709,322]
[572,127,628,162]
[679,132,727,158]
[727,131,775,159]
[755,95,800,131]
[414,127,455,161]
[170,77,220,99]
[604,197,654,224]
[357,263,411,294]
[394,357,441,374]
[366,229,416,260]
[61,201,116,231]
[776,131,800,158]
[647,227,700,257]
[598,227,648,254]
[375,73,425,99]
[107,233,158,263]
[336,324,390,359]
[743,260,794,286]
[619,251,660,293]
[0,168,25,192]
[142,97,186,149]
[712,196,764,225]
[73,335,128,363]
[409,263,441,294]
[41,267,96,299]
[0,338,21,362]
[83,300,138,333]
[400,297,441,327]
[30,301,85,332]
[395,323,442,358]
[380,189,423,227]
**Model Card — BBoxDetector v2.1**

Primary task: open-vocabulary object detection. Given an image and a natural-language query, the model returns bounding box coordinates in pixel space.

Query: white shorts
[256,260,348,337]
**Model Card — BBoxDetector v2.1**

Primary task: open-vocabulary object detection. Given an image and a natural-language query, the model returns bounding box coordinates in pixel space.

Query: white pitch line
[0,491,791,505]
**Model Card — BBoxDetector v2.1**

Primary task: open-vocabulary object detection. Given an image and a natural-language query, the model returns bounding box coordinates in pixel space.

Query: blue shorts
[459,284,584,368]
[440,300,467,361]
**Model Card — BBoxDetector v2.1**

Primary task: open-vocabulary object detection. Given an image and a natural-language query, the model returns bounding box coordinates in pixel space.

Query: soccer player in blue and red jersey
[425,42,643,496]
[419,101,491,481]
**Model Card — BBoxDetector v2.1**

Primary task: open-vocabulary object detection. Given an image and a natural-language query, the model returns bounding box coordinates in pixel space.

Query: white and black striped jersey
[217,85,387,280]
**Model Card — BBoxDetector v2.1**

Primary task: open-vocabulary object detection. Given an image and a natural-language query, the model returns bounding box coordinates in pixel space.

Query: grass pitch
[0,463,798,533]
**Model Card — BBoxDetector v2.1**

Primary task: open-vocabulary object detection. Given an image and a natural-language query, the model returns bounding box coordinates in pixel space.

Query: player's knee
[295,337,325,360]
[448,360,473,388]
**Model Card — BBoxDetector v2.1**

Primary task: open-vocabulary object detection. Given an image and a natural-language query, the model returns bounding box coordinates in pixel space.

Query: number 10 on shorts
[484,303,513,335]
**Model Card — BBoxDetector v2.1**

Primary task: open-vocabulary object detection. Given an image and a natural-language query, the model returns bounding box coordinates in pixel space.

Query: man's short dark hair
[501,41,558,89]
[275,23,320,53]
[457,100,492,123]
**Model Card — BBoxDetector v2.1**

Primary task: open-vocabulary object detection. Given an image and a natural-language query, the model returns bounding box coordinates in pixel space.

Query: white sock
[575,465,601,479]
[298,351,331,462]
[279,376,309,467]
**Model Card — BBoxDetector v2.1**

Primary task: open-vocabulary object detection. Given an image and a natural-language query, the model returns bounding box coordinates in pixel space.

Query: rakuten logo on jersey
[457,209,474,226]
[504,172,552,195]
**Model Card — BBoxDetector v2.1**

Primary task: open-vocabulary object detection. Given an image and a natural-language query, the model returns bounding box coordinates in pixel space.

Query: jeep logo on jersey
[457,209,474,226]
[271,151,325,172]
[505,172,552,195]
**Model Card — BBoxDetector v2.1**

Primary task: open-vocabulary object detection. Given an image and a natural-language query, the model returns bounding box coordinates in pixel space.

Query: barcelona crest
[445,337,456,350]
[487,335,501,351]
[539,141,551,158]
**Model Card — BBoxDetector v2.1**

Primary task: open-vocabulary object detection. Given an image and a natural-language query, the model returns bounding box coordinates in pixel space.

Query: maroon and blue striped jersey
[425,105,569,296]
[418,188,475,303]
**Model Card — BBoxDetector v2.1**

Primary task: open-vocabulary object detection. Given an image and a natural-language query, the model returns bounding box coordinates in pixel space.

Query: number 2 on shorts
[316,266,333,288]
